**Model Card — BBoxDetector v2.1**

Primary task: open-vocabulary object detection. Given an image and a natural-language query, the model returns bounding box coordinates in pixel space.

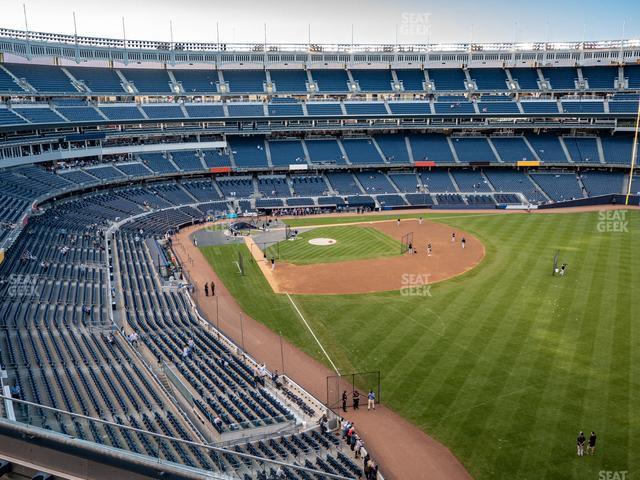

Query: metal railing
[0,393,353,479]
[1,26,639,54]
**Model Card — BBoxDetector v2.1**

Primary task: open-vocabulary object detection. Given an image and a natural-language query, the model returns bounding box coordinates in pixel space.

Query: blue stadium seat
[4,63,73,93]
[309,70,349,93]
[394,69,425,92]
[509,68,540,90]
[269,70,309,93]
[66,66,125,93]
[409,134,455,163]
[172,69,219,93]
[451,137,498,163]
[350,69,393,92]
[120,68,173,94]
[428,68,467,91]
[222,70,266,93]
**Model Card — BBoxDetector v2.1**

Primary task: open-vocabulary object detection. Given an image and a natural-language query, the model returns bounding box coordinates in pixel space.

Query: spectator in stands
[188,338,195,352]
[354,437,363,458]
[352,390,360,410]
[367,390,376,411]
[318,414,328,434]
[349,430,358,451]
[182,345,190,360]
[342,391,348,412]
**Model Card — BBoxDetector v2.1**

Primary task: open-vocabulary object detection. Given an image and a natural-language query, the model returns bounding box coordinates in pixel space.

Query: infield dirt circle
[254,219,484,295]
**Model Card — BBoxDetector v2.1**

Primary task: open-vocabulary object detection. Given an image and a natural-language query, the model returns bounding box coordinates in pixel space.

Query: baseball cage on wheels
[326,371,381,411]
[400,232,414,254]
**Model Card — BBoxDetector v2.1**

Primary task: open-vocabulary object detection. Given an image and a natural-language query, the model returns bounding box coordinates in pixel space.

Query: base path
[174,223,472,480]
[252,219,483,295]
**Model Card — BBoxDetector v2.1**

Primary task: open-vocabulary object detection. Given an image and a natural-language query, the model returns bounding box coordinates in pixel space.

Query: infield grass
[265,225,401,265]
[201,210,640,480]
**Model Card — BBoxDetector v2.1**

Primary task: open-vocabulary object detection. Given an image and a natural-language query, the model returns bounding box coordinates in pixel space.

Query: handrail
[0,393,353,480]
[1,26,639,54]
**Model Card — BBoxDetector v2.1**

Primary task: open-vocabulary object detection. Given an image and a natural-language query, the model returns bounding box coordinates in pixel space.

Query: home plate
[308,238,337,246]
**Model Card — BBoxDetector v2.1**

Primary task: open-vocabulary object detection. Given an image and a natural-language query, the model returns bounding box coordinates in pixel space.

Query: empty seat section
[374,135,410,164]
[306,103,343,116]
[269,69,308,93]
[561,101,604,113]
[290,175,329,196]
[267,103,304,116]
[5,63,73,93]
[227,104,264,117]
[170,151,203,171]
[509,68,540,90]
[389,173,419,192]
[309,70,349,93]
[228,138,268,168]
[526,134,569,163]
[541,67,577,90]
[257,177,291,197]
[409,134,454,163]
[520,101,559,114]
[469,68,508,90]
[184,104,225,118]
[171,69,219,93]
[202,149,232,168]
[451,138,497,163]
[530,173,583,201]
[394,69,425,91]
[341,138,384,165]
[563,137,601,164]
[429,68,467,91]
[57,107,104,122]
[387,102,430,115]
[343,102,388,115]
[305,139,346,164]
[142,105,185,120]
[356,172,396,194]
[420,171,456,192]
[14,108,64,123]
[100,106,145,120]
[491,137,535,163]
[326,173,362,195]
[268,140,307,167]
[139,153,177,174]
[222,70,266,93]
[350,69,393,92]
[451,170,492,192]
[66,66,125,93]
[580,171,624,196]
[601,136,634,164]
[582,66,618,90]
[120,68,172,93]
[484,170,545,203]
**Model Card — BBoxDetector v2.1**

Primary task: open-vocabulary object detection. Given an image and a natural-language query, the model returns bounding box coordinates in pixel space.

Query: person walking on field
[588,431,597,455]
[342,391,348,412]
[577,431,586,456]
[352,390,360,410]
[210,281,215,296]
[461,237,466,249]
[451,232,456,243]
[367,390,376,410]
[204,283,209,297]
[271,258,275,271]
[427,243,432,256]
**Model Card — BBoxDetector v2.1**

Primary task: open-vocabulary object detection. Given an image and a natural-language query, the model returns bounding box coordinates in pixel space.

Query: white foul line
[286,293,341,376]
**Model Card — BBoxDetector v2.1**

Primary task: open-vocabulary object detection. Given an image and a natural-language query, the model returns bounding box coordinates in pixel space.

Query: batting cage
[400,232,414,254]
[326,371,381,411]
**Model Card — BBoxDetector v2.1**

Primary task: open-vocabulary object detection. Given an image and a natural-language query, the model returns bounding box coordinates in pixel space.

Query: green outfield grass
[265,225,401,265]
[201,210,640,480]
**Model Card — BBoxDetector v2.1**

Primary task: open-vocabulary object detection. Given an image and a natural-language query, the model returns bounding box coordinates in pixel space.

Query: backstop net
[326,371,381,411]
[400,232,414,254]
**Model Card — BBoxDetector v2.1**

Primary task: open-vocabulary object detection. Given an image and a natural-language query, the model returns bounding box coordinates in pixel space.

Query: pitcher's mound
[308,238,337,246]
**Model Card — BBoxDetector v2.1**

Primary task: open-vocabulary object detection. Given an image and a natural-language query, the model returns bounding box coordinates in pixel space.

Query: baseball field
[200,210,639,480]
